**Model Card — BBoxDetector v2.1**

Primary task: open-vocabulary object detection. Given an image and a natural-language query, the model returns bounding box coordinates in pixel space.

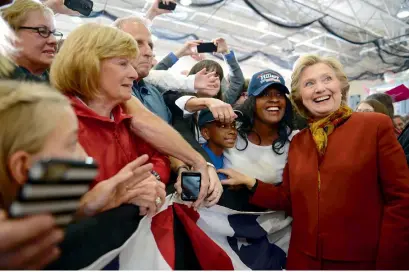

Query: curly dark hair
[235,94,294,155]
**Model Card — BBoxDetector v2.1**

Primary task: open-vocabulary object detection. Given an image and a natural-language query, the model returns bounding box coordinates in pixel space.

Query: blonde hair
[290,54,350,118]
[50,23,139,101]
[0,17,16,77]
[1,0,54,31]
[0,80,70,208]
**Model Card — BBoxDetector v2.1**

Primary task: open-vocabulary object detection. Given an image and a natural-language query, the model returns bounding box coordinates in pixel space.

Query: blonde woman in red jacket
[50,23,168,215]
[219,55,409,269]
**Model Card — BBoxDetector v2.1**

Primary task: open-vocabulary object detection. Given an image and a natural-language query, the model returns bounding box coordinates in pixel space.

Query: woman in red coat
[50,23,169,215]
[220,55,409,269]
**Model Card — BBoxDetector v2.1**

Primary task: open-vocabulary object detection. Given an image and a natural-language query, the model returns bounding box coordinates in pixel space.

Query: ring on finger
[155,197,162,206]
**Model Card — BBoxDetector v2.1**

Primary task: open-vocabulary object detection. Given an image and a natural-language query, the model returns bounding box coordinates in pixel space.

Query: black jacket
[163,90,211,163]
[398,124,409,166]
[7,66,50,83]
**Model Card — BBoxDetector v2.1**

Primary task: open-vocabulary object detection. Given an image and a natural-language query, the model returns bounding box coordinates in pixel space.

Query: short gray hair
[112,15,149,30]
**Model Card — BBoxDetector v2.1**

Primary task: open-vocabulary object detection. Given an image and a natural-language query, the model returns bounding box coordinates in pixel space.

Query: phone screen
[197,42,218,53]
[181,173,201,201]
[158,1,176,10]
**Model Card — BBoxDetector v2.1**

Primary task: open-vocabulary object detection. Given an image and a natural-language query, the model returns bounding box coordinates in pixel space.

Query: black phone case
[9,159,98,226]
[158,1,176,10]
[197,43,218,53]
[64,0,93,16]
[28,158,98,184]
[181,172,201,201]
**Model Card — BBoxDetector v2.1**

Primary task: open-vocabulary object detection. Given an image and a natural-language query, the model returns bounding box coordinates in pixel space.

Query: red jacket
[250,113,409,269]
[68,96,170,187]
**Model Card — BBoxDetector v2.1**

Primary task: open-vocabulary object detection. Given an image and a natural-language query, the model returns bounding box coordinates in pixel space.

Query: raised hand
[213,37,229,54]
[145,0,177,21]
[205,98,237,124]
[194,68,219,91]
[191,53,206,62]
[175,40,202,59]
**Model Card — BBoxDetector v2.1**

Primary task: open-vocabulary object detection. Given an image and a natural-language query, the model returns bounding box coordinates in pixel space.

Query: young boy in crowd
[198,108,240,180]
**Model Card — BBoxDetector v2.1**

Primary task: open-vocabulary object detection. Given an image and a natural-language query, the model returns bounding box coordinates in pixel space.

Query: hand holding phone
[197,42,218,53]
[158,0,176,11]
[181,171,201,201]
[213,37,229,54]
[63,0,93,16]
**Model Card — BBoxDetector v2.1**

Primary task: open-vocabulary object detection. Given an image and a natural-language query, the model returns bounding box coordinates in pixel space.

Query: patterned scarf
[308,105,353,157]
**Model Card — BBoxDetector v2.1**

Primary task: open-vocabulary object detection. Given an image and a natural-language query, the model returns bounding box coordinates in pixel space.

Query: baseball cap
[198,108,243,129]
[247,69,289,97]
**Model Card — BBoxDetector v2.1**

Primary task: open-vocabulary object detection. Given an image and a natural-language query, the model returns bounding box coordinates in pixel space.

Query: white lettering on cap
[259,73,281,84]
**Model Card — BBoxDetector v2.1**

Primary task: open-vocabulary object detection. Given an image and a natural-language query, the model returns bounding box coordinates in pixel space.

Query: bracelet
[151,170,161,181]
[176,165,190,173]
[206,162,215,169]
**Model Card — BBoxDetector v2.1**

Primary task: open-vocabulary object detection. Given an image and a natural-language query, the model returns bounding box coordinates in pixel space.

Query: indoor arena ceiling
[54,0,409,80]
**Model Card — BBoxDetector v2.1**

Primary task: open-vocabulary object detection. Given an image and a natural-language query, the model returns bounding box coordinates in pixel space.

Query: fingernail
[53,229,64,242]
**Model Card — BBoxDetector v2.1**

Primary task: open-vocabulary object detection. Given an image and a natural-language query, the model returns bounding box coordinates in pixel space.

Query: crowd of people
[0,0,408,269]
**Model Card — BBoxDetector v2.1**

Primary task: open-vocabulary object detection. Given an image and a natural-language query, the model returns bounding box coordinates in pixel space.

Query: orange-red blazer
[250,113,409,269]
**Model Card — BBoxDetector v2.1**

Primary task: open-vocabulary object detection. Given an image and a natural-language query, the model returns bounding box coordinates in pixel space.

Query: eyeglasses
[18,26,63,39]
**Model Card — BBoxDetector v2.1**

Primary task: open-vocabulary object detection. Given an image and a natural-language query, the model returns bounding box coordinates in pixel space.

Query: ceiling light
[397,1,409,18]
[180,0,192,6]
[397,9,409,18]
[257,21,269,30]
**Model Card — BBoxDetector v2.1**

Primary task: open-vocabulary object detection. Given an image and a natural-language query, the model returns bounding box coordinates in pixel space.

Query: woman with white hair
[220,54,409,269]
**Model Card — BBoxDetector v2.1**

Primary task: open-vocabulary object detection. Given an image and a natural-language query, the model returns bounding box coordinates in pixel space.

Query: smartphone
[64,0,93,16]
[0,0,14,9]
[181,171,201,201]
[158,1,176,11]
[197,42,218,53]
[9,158,98,226]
